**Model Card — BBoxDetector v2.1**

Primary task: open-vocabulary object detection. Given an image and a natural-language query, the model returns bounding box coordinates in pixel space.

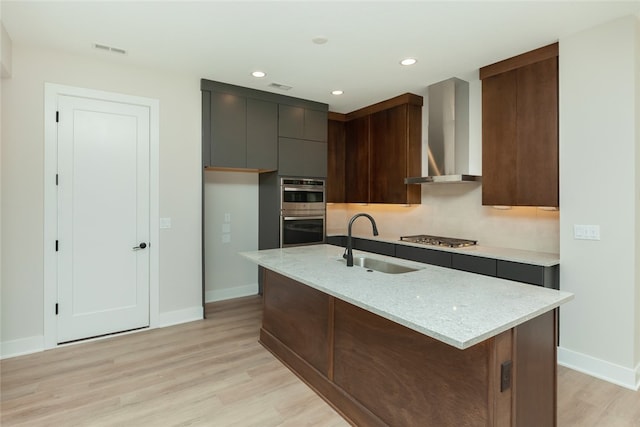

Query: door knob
[132,242,148,250]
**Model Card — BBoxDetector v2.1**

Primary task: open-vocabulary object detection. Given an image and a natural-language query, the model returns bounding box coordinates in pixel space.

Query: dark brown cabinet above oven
[327,93,423,204]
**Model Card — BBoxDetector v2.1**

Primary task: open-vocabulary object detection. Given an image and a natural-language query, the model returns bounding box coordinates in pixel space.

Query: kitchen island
[241,245,573,426]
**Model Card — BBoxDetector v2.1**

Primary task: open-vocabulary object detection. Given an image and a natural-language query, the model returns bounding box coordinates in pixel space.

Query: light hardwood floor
[1,296,638,426]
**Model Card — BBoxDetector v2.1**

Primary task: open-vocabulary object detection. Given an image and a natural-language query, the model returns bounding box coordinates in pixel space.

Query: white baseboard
[2,307,204,359]
[158,306,204,328]
[205,283,259,303]
[558,346,640,391]
[1,335,45,359]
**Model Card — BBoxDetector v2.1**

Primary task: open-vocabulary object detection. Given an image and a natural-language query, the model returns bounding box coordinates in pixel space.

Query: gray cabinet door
[247,99,277,170]
[278,104,305,139]
[304,109,328,142]
[451,253,497,277]
[279,104,327,142]
[279,138,327,177]
[211,91,246,168]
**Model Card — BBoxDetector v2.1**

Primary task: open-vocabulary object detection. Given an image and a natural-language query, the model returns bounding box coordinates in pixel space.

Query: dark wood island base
[260,269,557,427]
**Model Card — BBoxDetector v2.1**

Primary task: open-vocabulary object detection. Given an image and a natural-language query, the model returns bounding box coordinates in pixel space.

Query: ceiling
[2,1,639,113]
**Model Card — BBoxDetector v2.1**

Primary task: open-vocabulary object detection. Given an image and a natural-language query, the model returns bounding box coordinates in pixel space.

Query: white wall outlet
[224,213,231,222]
[222,234,231,243]
[222,223,231,233]
[574,224,601,240]
[159,217,172,229]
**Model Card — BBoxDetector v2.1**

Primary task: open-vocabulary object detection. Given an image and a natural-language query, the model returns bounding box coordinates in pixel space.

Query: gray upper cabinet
[279,104,328,142]
[278,138,327,177]
[211,91,247,168]
[202,79,327,173]
[207,91,277,170]
[246,99,278,170]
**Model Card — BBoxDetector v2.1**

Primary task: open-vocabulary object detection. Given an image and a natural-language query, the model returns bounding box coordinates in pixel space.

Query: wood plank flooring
[1,295,638,426]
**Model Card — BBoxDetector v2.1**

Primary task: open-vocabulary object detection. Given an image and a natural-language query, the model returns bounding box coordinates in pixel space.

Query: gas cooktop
[400,234,477,248]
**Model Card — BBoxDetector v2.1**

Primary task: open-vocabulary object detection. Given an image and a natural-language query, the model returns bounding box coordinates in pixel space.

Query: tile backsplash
[327,184,559,254]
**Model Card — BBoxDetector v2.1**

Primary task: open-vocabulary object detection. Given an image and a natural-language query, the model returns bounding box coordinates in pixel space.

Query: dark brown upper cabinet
[480,43,559,207]
[328,93,422,205]
[327,115,347,202]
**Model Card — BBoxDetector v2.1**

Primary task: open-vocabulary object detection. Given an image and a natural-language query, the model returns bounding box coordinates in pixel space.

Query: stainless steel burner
[400,234,477,248]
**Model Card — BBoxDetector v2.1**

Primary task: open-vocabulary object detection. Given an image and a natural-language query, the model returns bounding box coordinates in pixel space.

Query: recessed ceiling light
[400,58,417,66]
[251,71,266,78]
[312,36,328,45]
[331,90,344,96]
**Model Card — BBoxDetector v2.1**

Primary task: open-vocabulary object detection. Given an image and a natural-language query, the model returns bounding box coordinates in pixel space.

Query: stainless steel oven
[280,178,326,247]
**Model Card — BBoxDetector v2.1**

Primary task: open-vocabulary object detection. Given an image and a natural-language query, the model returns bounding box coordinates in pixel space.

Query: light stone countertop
[327,233,560,267]
[241,244,573,350]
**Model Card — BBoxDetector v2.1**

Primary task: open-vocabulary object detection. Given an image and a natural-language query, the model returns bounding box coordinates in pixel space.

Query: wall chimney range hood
[405,78,481,184]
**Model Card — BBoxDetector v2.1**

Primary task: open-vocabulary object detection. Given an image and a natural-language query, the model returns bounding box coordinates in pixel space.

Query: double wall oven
[280,178,326,247]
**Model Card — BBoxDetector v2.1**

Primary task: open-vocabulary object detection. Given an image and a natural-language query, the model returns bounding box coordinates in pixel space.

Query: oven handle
[282,216,325,221]
[283,186,324,192]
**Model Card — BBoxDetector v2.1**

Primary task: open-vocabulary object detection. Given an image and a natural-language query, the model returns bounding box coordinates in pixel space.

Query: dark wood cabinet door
[369,106,407,204]
[482,70,518,206]
[246,98,278,170]
[481,44,558,207]
[327,119,346,202]
[345,116,370,203]
[516,57,558,207]
[211,91,247,168]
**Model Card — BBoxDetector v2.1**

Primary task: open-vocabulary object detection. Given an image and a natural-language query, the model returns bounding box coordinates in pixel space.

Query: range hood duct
[405,78,481,184]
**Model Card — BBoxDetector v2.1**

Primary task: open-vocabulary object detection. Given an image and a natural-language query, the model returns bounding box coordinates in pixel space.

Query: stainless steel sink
[338,256,421,274]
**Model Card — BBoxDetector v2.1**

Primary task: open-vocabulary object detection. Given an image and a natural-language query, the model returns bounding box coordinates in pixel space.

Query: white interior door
[56,95,150,343]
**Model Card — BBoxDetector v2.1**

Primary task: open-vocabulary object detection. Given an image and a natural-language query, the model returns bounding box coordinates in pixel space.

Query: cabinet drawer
[451,254,497,276]
[326,235,346,247]
[353,238,395,257]
[395,245,452,268]
[497,260,544,286]
[497,261,559,289]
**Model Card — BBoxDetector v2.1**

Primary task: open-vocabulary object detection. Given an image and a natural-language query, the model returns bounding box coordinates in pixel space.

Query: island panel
[262,270,331,376]
[333,299,511,426]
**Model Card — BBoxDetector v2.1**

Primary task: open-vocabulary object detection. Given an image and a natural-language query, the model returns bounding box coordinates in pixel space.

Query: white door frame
[43,83,160,349]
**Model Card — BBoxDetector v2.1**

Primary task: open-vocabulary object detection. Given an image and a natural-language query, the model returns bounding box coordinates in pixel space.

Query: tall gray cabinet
[201,79,329,299]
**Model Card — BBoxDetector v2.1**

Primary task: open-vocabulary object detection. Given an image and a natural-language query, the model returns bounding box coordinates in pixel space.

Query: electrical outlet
[222,234,231,243]
[222,223,231,233]
[224,213,231,222]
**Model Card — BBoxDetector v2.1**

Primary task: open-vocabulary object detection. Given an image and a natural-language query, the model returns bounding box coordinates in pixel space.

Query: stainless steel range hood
[405,78,481,184]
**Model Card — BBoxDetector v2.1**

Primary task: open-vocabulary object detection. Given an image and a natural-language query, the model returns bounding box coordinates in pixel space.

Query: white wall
[204,171,259,302]
[0,13,5,351]
[1,21,11,78]
[1,44,202,353]
[558,15,639,390]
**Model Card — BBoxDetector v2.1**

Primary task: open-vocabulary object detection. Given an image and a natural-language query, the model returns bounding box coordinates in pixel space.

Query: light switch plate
[224,213,231,223]
[574,224,601,240]
[159,217,172,229]
[222,234,231,243]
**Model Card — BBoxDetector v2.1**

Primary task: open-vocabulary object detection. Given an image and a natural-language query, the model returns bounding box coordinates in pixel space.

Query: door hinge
[55,303,59,315]
[55,240,59,252]
[56,174,59,186]
[56,111,59,122]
